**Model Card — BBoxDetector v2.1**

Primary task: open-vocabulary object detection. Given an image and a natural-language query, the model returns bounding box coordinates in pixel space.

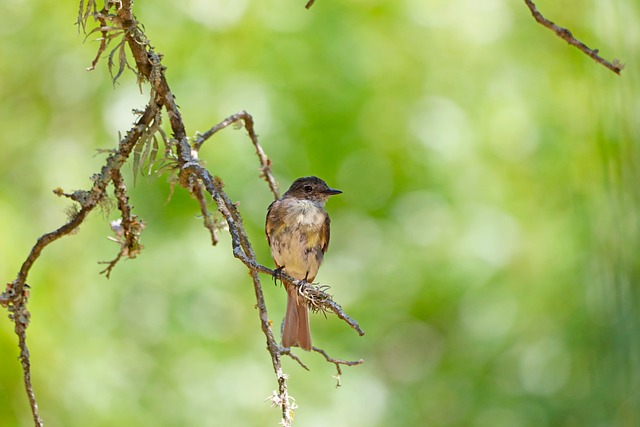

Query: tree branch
[1,98,159,427]
[4,2,365,426]
[524,0,623,75]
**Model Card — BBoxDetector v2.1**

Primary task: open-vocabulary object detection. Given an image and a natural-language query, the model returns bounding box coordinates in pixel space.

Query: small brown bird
[265,176,342,350]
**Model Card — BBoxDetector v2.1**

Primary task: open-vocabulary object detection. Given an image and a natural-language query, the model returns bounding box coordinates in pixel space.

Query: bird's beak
[324,188,342,196]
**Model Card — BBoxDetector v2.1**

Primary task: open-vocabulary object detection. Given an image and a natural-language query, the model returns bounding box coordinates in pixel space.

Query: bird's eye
[303,185,313,193]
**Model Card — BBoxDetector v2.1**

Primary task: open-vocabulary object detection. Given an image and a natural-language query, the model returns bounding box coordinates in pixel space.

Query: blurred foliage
[1,0,639,426]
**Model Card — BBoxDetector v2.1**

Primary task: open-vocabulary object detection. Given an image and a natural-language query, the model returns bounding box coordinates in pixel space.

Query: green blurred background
[1,0,639,426]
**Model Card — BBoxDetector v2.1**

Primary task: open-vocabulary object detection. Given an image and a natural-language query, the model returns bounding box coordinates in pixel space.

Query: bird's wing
[265,200,277,247]
[321,213,331,254]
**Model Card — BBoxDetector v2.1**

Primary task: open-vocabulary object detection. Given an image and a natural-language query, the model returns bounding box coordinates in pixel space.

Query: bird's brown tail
[282,286,311,351]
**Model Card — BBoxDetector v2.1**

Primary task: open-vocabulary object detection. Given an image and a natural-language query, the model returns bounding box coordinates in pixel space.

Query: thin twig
[190,179,220,245]
[305,0,316,9]
[324,299,366,336]
[524,0,623,75]
[17,320,43,427]
[99,168,146,277]
[312,346,364,387]
[193,113,244,150]
[194,111,279,199]
[279,347,310,371]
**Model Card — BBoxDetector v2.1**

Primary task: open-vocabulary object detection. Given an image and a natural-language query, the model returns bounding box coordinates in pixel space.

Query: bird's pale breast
[269,199,327,281]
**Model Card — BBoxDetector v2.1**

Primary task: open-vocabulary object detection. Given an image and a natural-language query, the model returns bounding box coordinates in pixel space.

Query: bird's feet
[273,266,284,285]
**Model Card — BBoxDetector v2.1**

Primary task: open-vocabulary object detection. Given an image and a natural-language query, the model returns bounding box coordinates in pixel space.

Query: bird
[265,176,342,350]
